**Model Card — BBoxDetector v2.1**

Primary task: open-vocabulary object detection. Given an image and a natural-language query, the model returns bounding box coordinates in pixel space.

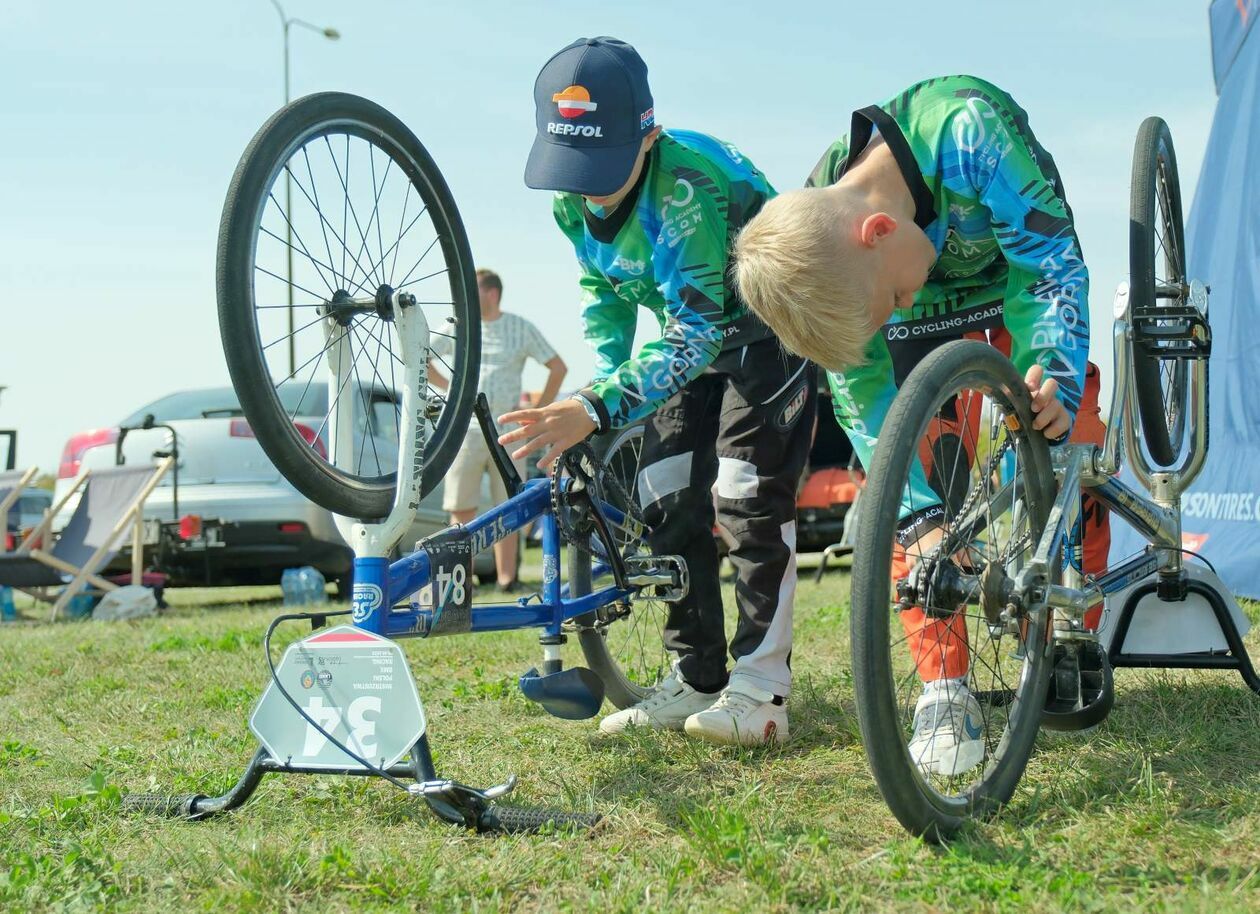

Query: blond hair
[733,188,873,371]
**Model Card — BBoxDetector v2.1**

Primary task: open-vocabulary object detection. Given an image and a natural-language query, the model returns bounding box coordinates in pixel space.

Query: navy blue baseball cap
[525,37,655,196]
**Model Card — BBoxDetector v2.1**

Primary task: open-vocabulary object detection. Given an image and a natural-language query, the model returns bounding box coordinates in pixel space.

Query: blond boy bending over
[734,75,1110,776]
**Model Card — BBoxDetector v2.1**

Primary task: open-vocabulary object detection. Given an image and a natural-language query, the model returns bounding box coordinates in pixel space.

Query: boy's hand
[498,399,597,471]
[1024,364,1071,441]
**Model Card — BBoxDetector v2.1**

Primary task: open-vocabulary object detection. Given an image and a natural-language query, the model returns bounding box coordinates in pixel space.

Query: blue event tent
[1111,0,1260,597]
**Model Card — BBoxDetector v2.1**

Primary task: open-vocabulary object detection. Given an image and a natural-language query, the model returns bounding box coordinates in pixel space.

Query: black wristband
[576,388,611,434]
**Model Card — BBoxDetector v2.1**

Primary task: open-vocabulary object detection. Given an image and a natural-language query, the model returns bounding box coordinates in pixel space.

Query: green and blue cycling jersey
[554,129,774,430]
[807,75,1090,527]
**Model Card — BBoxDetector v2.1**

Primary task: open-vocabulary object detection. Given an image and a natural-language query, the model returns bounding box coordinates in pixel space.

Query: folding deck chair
[0,458,173,620]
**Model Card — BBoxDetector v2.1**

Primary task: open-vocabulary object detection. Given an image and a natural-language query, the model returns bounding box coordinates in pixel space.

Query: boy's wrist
[569,390,610,434]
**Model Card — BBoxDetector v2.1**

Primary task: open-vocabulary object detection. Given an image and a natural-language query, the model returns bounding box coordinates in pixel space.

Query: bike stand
[1107,578,1260,694]
[123,733,602,833]
[813,542,854,582]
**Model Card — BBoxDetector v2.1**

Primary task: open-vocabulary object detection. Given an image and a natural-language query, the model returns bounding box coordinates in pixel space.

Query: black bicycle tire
[850,340,1057,840]
[217,92,480,518]
[570,424,662,709]
[1129,116,1188,467]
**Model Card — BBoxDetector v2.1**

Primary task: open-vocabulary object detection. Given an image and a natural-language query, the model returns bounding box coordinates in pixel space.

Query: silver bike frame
[1015,279,1210,634]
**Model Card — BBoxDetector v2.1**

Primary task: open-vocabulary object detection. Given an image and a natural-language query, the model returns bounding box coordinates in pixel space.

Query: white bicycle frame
[325,291,429,562]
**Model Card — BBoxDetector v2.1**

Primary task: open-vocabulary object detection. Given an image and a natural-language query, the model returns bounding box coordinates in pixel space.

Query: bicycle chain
[917,437,1015,580]
[549,441,646,560]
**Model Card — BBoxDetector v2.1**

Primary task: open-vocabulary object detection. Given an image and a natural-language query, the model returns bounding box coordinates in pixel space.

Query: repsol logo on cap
[547,85,604,137]
[547,122,604,137]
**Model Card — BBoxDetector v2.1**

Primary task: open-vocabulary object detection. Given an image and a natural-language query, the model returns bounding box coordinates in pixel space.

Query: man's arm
[947,94,1090,425]
[426,330,455,392]
[427,361,449,392]
[538,356,567,407]
[515,314,567,408]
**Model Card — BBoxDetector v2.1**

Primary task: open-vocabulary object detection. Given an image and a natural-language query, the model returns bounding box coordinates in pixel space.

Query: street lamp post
[268,0,340,378]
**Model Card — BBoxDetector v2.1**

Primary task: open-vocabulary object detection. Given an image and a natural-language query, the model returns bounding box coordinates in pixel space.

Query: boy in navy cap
[499,37,815,746]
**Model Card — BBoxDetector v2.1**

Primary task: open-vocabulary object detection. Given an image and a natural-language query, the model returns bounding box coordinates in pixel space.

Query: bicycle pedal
[518,665,605,720]
[625,555,689,603]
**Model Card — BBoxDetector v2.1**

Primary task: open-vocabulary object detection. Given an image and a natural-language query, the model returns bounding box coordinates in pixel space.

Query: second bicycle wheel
[217,92,480,518]
[850,340,1057,840]
[568,424,673,709]
[1129,116,1188,467]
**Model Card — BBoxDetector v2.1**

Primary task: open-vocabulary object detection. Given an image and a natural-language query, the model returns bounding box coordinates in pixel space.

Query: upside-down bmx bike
[124,93,688,832]
[847,115,1257,840]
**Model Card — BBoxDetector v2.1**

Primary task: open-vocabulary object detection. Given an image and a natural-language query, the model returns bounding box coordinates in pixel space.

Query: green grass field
[4,560,1260,913]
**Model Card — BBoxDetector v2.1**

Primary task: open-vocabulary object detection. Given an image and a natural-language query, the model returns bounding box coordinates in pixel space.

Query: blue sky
[1,1,1220,471]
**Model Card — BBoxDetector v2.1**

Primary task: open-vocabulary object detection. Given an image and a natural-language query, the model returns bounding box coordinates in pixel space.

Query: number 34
[302,695,381,758]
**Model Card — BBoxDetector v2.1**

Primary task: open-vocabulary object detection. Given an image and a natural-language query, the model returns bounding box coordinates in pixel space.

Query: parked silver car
[52,385,490,590]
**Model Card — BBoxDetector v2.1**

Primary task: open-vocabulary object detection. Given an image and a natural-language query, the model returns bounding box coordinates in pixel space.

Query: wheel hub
[323,288,370,326]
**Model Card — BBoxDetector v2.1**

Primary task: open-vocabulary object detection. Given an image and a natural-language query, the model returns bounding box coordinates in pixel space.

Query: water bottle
[0,586,15,622]
[281,567,303,606]
[66,590,95,619]
[302,566,328,606]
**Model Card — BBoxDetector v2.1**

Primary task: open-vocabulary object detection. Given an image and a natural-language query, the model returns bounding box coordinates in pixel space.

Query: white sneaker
[598,669,718,734]
[683,682,787,746]
[908,681,986,777]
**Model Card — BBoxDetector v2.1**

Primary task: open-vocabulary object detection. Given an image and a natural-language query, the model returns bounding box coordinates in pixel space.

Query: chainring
[549,441,646,560]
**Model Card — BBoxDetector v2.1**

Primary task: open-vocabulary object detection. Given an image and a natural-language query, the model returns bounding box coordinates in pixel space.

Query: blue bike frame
[350,476,633,641]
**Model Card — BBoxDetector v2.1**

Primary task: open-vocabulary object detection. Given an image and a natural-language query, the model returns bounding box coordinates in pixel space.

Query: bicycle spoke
[262,310,328,352]
[258,220,338,295]
[344,142,392,296]
[395,235,443,289]
[282,163,374,297]
[324,134,380,293]
[303,145,342,292]
[254,265,327,306]
[288,340,327,422]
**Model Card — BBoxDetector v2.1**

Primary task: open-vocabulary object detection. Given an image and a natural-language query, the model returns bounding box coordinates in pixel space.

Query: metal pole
[269,1,337,380]
[284,19,295,378]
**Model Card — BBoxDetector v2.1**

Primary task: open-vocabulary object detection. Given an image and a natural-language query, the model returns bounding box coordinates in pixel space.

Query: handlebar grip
[477,804,602,833]
[121,792,206,818]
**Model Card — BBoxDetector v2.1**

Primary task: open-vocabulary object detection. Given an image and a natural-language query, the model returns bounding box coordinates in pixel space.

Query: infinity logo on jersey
[553,85,598,118]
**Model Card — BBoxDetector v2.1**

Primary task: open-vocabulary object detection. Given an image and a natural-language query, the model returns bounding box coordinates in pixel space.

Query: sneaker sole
[910,738,985,777]
[683,717,788,747]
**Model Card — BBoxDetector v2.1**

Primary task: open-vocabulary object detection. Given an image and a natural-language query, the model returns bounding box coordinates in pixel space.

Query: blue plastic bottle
[0,585,16,621]
[281,568,303,606]
[302,566,328,606]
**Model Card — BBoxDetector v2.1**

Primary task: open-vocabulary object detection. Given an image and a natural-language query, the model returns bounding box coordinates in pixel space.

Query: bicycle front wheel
[850,341,1057,840]
[217,92,480,518]
[1129,116,1188,467]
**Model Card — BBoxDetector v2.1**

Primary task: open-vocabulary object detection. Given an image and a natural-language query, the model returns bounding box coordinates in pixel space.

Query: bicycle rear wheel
[850,341,1057,840]
[1129,116,1188,467]
[217,92,479,518]
[568,424,672,709]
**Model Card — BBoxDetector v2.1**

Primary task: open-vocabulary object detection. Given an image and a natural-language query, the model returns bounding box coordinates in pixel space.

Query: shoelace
[708,689,763,716]
[633,675,686,712]
[917,692,976,738]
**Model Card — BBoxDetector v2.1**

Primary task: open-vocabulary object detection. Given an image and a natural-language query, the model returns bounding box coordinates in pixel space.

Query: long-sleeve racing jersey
[554,129,774,430]
[808,75,1090,526]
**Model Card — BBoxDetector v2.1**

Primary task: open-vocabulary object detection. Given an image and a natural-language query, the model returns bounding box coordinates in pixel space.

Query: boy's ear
[858,212,897,248]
